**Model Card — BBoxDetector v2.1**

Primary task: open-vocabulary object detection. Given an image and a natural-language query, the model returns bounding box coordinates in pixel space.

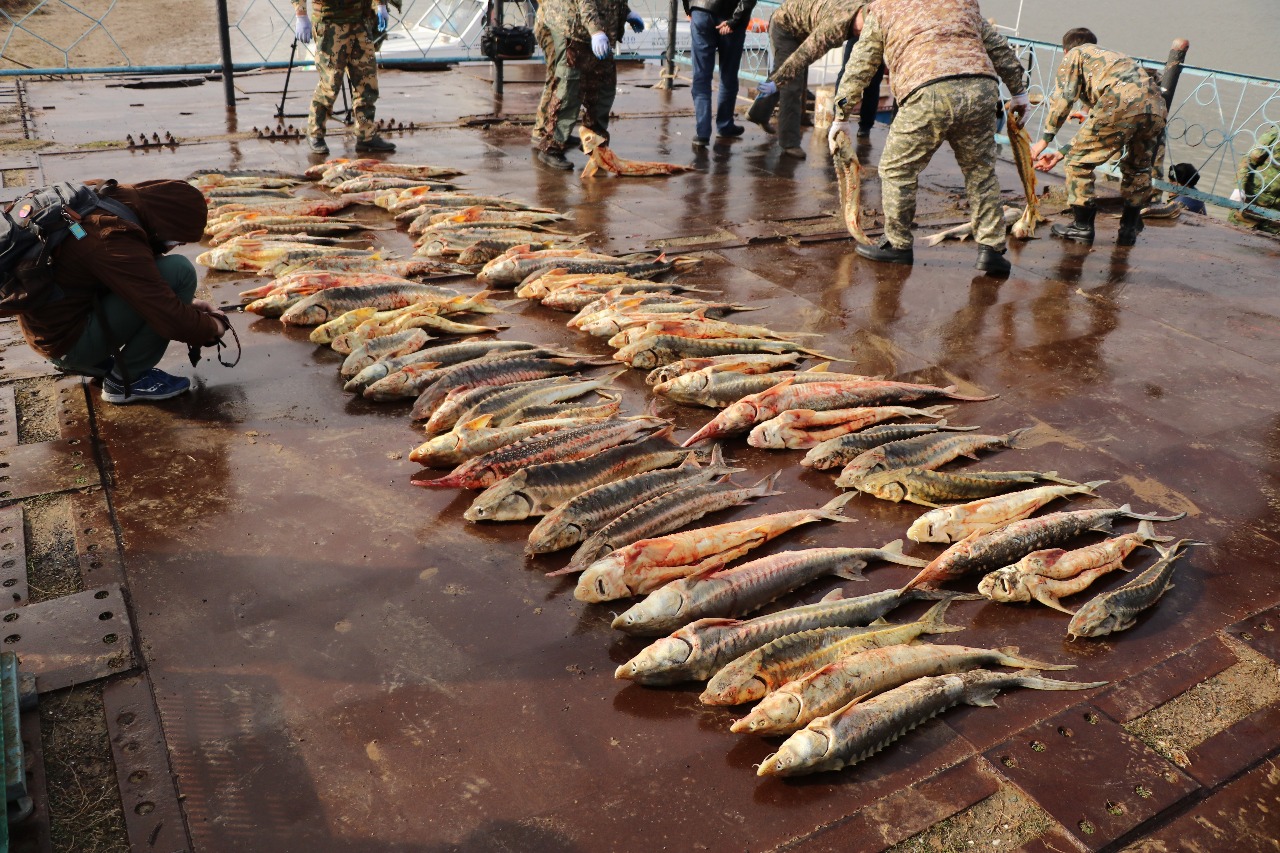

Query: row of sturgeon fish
[194,159,1203,780]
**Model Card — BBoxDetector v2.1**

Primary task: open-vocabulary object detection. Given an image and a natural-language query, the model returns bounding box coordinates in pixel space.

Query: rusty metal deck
[12,61,1280,851]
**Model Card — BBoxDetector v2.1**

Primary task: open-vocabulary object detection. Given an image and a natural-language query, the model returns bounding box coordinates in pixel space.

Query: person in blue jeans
[684,0,757,147]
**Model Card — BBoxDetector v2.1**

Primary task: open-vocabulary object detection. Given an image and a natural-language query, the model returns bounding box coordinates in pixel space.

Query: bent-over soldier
[750,0,866,159]
[294,0,396,155]
[832,0,1028,274]
[1228,123,1280,234]
[532,0,643,171]
[1031,28,1168,246]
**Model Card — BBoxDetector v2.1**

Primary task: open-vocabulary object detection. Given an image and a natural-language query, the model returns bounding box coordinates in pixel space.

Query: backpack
[0,180,138,317]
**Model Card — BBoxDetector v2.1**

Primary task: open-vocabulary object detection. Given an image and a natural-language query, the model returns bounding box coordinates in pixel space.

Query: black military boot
[975,245,1011,276]
[356,135,396,153]
[855,238,914,265]
[1117,203,1145,246]
[536,149,573,171]
[1050,203,1097,242]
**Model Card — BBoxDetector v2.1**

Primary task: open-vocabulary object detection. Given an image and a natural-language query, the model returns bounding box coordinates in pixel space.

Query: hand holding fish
[1034,150,1063,172]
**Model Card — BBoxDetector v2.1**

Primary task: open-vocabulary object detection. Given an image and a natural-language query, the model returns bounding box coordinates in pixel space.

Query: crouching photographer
[4,179,231,404]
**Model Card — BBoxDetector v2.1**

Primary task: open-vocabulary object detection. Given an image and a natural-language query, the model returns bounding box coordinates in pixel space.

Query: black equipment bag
[0,180,136,317]
[481,24,536,60]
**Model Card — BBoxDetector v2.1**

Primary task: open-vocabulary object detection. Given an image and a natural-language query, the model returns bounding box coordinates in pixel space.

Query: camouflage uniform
[1041,44,1167,208]
[834,0,1027,250]
[534,0,630,154]
[767,0,865,150]
[294,0,382,142]
[1229,123,1280,234]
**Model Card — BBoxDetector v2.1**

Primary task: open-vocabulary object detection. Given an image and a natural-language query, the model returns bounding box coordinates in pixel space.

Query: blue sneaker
[101,368,191,404]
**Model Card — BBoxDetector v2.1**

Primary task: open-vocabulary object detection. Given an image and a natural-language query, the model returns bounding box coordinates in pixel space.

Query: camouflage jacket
[293,0,380,24]
[770,0,866,86]
[834,0,1025,116]
[538,0,631,43]
[1042,45,1165,145]
[1237,124,1280,209]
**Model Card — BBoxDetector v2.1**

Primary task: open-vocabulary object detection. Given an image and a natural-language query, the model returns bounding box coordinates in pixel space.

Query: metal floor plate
[0,584,136,693]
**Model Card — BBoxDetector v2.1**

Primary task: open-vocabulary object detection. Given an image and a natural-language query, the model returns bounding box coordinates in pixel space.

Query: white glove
[1008,91,1030,123]
[1230,188,1246,203]
[591,31,611,59]
[294,14,313,44]
[827,119,851,155]
[376,4,389,31]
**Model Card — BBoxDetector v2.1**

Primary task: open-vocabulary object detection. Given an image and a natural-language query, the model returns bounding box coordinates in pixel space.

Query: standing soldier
[532,0,644,171]
[749,0,867,159]
[830,0,1028,274]
[294,0,397,155]
[1031,28,1168,246]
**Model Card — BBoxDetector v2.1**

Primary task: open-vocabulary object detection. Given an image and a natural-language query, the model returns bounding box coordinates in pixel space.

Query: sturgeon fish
[574,494,856,603]
[1066,540,1202,639]
[830,127,870,243]
[702,599,961,706]
[906,480,1110,544]
[614,587,962,686]
[835,429,1029,488]
[857,467,1083,507]
[751,405,954,450]
[409,355,607,422]
[739,644,1073,736]
[526,447,739,554]
[613,542,928,636]
[655,365,872,409]
[339,329,432,377]
[555,475,781,576]
[465,431,688,521]
[409,413,617,467]
[902,505,1187,592]
[616,336,840,370]
[645,353,806,387]
[344,341,542,391]
[755,670,1107,777]
[801,423,978,470]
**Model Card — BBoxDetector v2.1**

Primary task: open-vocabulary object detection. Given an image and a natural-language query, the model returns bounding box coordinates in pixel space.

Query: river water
[983,0,1279,80]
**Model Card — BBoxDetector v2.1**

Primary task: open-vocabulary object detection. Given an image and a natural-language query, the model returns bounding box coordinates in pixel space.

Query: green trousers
[53,254,198,379]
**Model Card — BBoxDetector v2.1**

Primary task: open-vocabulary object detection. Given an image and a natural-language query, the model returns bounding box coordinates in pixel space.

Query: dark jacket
[683,0,757,31]
[17,180,222,360]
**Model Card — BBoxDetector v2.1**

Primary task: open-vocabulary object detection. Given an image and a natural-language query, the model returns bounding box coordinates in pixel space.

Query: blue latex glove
[591,31,611,59]
[626,12,644,32]
[294,14,313,44]
[376,4,389,31]
[757,80,777,97]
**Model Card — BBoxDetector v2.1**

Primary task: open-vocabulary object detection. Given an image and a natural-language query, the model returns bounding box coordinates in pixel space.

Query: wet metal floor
[17,62,1280,851]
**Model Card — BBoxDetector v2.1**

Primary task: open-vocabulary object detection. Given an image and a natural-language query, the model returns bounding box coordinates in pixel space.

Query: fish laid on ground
[922,206,1021,247]
[518,255,701,292]
[751,405,953,450]
[344,350,443,393]
[579,128,695,178]
[281,283,490,326]
[683,379,993,444]
[835,428,1029,488]
[208,215,385,245]
[578,308,710,338]
[653,365,865,409]
[857,468,1083,507]
[425,372,611,438]
[543,284,702,313]
[571,294,759,330]
[906,480,1109,544]
[195,239,379,274]
[204,198,353,229]
[902,505,1187,592]
[645,353,806,386]
[737,643,1072,736]
[413,417,668,490]
[702,599,961,707]
[242,270,450,302]
[409,413,618,467]
[277,256,461,277]
[203,187,295,199]
[330,176,455,194]
[502,395,622,425]
[800,422,978,470]
[613,542,928,636]
[465,431,688,521]
[555,475,781,576]
[416,229,585,258]
[307,158,463,181]
[366,348,568,402]
[573,494,855,603]
[426,206,570,228]
[830,128,871,244]
[606,318,816,349]
[350,342,543,388]
[526,447,739,554]
[410,355,608,423]
[1005,103,1046,240]
[518,271,652,301]
[615,587,962,686]
[756,670,1107,777]
[978,520,1170,610]
[1066,540,1201,639]
[616,336,840,370]
[340,329,432,377]
[456,237,596,266]
[477,248,622,285]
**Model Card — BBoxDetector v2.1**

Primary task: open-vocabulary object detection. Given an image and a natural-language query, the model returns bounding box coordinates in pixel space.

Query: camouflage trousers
[533,25,616,153]
[878,77,1004,250]
[308,19,379,141]
[1063,89,1166,207]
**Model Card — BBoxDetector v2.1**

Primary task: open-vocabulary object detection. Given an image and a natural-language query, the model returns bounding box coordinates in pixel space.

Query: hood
[100,179,208,245]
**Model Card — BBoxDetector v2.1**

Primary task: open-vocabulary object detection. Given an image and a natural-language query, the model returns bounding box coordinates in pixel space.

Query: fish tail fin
[942,386,1000,402]
[752,471,785,497]
[1135,519,1175,544]
[920,405,955,419]
[919,598,966,635]
[1009,670,1110,692]
[922,233,948,248]
[993,647,1074,671]
[880,539,905,556]
[964,686,1003,708]
[1080,479,1110,494]
[1004,427,1033,448]
[1041,471,1083,486]
[544,564,582,577]
[1123,507,1189,524]
[909,588,984,602]
[818,491,858,521]
[1153,539,1207,560]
